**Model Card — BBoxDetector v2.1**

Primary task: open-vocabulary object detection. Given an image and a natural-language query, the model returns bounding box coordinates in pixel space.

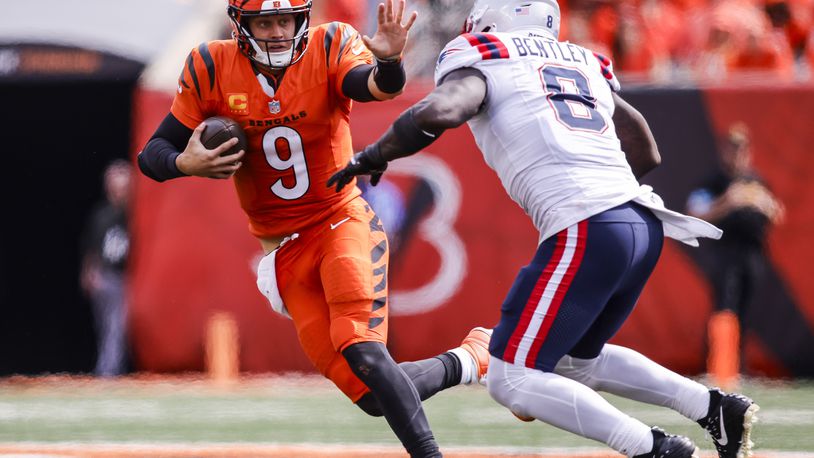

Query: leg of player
[342,329,489,457]
[554,341,757,458]
[488,357,699,457]
[355,326,491,415]
[402,326,491,396]
[342,342,441,458]
[487,204,700,457]
[555,345,712,423]
[325,203,489,457]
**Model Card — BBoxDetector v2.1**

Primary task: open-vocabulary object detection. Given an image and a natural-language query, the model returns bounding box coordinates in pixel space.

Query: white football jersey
[434,30,721,244]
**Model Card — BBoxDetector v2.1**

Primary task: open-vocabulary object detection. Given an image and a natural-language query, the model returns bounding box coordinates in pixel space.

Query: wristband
[373,58,406,94]
[375,54,402,64]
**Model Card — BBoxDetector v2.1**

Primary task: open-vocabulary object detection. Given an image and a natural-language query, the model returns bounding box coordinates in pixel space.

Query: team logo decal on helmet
[463,0,560,39]
[227,0,313,69]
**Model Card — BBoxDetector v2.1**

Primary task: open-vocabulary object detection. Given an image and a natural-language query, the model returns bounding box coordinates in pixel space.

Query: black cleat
[634,427,699,458]
[697,388,759,458]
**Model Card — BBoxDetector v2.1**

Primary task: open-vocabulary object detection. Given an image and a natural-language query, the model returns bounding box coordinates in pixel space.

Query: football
[199,116,247,157]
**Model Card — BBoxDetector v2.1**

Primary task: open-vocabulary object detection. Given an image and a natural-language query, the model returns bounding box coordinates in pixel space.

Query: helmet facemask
[228,0,312,70]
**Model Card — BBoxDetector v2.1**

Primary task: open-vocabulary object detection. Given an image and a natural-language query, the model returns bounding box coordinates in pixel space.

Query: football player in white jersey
[329,1,759,457]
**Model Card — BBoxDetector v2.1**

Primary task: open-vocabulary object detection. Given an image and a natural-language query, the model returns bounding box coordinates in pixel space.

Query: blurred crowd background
[315,0,814,82]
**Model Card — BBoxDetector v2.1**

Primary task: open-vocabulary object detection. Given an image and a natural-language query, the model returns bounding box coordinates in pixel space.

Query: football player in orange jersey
[137,1,490,456]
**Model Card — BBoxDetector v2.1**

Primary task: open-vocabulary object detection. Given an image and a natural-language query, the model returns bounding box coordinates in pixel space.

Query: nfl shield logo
[269,100,281,114]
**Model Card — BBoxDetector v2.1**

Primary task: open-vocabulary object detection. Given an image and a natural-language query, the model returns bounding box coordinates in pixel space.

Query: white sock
[449,347,477,385]
[555,344,711,421]
[488,357,653,456]
[610,420,654,457]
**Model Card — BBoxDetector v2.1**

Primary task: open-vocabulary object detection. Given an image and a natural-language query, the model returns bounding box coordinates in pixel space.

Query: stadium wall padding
[703,86,814,376]
[130,83,814,377]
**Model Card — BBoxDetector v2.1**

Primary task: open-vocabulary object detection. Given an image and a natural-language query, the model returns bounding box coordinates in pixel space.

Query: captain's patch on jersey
[228,93,249,115]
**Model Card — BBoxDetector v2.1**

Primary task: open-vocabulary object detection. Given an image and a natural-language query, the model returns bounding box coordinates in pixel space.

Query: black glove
[327,143,388,192]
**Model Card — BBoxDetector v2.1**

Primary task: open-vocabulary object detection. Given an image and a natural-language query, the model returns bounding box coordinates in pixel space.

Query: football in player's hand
[200,116,247,157]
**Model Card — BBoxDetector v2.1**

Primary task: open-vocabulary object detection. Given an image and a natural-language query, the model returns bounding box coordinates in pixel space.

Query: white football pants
[487,344,710,456]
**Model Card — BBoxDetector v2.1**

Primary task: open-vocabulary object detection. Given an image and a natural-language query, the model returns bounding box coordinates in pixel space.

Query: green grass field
[1,375,812,456]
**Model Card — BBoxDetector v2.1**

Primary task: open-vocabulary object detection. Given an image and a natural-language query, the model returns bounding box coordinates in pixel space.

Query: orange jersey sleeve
[323,22,374,95]
[166,28,372,239]
[171,43,223,129]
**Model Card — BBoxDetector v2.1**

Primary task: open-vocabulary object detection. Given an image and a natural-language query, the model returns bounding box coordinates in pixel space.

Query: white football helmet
[464,0,560,39]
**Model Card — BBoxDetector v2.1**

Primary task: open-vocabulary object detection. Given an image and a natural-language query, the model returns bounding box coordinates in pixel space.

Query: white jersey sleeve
[434,34,512,85]
[592,51,621,93]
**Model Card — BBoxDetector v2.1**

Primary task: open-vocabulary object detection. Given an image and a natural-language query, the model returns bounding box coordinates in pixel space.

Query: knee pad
[322,253,388,351]
[322,254,374,304]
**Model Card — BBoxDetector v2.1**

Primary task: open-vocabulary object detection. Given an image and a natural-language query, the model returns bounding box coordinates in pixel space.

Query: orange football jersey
[171,22,373,238]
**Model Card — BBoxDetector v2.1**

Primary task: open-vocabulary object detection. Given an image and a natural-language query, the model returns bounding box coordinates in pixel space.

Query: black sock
[399,352,462,400]
[343,341,441,457]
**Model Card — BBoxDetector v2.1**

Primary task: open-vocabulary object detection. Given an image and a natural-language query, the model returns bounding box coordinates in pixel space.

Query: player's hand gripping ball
[200,116,247,157]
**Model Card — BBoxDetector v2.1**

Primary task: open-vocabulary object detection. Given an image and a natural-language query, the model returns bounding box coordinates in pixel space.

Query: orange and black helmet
[227,0,312,69]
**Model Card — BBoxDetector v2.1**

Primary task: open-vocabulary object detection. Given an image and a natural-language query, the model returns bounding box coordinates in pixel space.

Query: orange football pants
[275,196,389,401]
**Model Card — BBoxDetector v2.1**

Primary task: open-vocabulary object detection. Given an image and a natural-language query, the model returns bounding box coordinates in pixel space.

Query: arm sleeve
[341,59,406,101]
[341,64,377,102]
[137,113,194,182]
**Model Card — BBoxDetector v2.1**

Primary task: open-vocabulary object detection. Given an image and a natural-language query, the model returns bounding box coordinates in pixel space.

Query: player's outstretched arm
[138,113,244,181]
[328,67,486,192]
[408,67,486,140]
[612,93,661,179]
